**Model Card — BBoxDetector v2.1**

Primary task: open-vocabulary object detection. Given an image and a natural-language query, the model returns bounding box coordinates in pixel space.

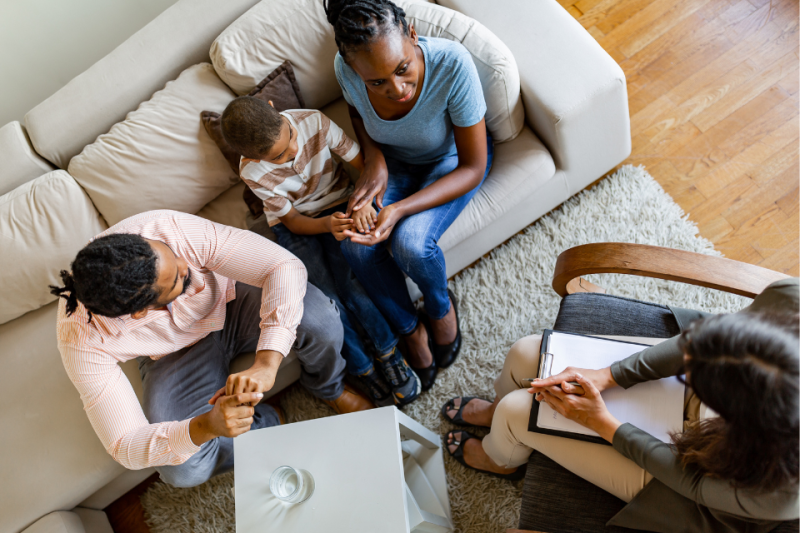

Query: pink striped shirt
[57,210,307,470]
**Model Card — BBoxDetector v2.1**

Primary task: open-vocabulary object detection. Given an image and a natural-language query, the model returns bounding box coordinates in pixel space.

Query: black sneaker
[377,348,422,406]
[356,366,395,407]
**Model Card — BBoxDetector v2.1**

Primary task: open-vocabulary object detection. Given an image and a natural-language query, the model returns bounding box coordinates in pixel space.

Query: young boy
[220,96,420,407]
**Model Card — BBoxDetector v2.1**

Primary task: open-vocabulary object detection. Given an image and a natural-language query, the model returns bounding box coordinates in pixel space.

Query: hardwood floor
[563,0,799,276]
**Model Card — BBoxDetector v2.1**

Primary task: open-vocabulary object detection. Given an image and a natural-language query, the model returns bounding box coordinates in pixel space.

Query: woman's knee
[505,335,542,374]
[494,389,535,430]
[340,238,378,264]
[391,225,436,269]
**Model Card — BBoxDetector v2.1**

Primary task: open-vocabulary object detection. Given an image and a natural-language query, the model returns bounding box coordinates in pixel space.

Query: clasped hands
[189,350,283,446]
[527,366,623,443]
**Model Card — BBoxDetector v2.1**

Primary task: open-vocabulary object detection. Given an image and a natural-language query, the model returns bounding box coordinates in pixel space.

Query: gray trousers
[138,282,347,487]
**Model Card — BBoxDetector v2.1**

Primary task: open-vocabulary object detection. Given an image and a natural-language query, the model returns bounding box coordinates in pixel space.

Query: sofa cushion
[0,303,124,533]
[403,1,524,143]
[19,511,84,533]
[202,60,306,173]
[439,124,555,251]
[23,0,263,170]
[68,64,239,227]
[0,170,107,325]
[0,121,55,196]
[210,0,343,109]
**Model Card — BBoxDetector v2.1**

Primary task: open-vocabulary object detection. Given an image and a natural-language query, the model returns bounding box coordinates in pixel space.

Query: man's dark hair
[673,311,799,491]
[324,0,409,61]
[49,233,160,321]
[220,96,284,160]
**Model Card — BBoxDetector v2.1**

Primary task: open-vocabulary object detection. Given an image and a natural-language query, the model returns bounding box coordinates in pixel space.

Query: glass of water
[269,465,315,504]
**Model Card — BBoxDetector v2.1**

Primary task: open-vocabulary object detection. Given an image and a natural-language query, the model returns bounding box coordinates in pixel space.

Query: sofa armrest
[436,0,631,195]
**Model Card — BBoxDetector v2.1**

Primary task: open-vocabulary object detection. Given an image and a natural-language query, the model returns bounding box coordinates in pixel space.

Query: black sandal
[445,430,527,481]
[407,317,437,392]
[432,289,461,368]
[441,396,491,427]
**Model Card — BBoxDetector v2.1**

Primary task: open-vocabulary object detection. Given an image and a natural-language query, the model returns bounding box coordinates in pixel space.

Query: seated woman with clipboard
[440,279,799,532]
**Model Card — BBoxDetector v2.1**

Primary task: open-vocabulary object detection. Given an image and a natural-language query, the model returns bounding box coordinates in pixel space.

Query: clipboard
[527,329,660,446]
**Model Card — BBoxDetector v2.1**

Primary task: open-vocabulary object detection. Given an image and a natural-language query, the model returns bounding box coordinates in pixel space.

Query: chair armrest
[552,243,790,299]
[436,0,631,195]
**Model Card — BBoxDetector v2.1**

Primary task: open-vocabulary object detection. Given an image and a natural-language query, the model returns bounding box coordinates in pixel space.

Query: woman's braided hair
[49,233,160,321]
[324,0,409,60]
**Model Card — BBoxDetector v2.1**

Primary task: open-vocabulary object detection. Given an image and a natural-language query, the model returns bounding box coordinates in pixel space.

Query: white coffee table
[234,406,453,533]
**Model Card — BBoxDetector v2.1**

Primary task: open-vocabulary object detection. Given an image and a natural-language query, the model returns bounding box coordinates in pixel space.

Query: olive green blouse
[607,278,799,533]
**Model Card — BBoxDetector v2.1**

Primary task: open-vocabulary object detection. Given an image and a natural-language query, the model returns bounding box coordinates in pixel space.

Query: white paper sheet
[536,332,684,443]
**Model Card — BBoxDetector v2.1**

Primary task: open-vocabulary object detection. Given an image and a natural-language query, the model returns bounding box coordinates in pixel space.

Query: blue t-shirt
[334,36,486,165]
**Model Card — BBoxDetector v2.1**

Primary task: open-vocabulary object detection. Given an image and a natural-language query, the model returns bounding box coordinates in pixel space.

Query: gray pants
[139,282,346,487]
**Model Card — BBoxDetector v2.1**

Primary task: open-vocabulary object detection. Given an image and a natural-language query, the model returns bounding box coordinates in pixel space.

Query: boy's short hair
[220,96,284,160]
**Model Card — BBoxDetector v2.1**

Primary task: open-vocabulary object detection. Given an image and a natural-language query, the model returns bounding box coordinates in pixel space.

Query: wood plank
[617,0,712,58]
[776,185,799,219]
[691,51,799,132]
[748,140,800,184]
[594,0,656,35]
[598,0,687,51]
[758,239,800,276]
[722,162,799,228]
[695,119,799,196]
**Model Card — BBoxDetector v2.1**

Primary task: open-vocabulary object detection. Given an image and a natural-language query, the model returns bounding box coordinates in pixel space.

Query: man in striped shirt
[52,210,371,487]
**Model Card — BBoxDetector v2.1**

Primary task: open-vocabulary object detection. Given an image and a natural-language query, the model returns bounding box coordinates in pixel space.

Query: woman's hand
[344,203,403,246]
[528,366,618,396]
[536,372,623,443]
[347,154,389,215]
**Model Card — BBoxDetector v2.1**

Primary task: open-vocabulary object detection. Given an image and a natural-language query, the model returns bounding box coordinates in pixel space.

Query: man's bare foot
[446,431,518,475]
[429,300,457,345]
[404,320,433,368]
[444,397,498,427]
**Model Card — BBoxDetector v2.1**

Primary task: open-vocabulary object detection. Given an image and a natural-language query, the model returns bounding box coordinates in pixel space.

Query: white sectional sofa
[0,0,629,531]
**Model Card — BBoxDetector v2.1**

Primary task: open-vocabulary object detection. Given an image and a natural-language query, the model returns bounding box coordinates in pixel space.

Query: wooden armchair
[510,243,795,533]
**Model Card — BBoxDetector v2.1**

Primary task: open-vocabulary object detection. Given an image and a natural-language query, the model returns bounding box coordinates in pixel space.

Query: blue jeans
[341,135,494,334]
[272,208,398,376]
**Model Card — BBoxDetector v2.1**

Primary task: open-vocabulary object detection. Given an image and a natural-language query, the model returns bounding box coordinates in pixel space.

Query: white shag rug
[141,165,750,533]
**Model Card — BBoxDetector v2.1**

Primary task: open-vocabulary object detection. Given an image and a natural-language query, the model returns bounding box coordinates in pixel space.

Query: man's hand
[330,212,353,241]
[351,204,377,234]
[208,350,283,407]
[190,392,263,445]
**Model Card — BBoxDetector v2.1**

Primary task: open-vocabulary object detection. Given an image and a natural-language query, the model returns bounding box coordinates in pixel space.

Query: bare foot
[446,431,518,475]
[445,397,498,427]
[404,320,433,368]
[429,299,457,345]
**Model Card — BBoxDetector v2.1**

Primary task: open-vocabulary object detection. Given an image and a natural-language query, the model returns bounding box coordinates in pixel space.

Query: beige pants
[481,334,654,503]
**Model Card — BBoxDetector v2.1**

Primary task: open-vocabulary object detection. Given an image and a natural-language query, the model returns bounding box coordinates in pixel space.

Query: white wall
[0,0,179,127]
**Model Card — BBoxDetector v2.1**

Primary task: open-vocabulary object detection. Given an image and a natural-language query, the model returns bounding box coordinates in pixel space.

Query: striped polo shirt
[239,109,360,226]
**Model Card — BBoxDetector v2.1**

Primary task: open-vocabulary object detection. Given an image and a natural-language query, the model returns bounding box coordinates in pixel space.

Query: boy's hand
[352,204,378,234]
[330,212,353,241]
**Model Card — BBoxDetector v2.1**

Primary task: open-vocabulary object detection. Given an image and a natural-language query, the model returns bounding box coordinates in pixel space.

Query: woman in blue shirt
[325,0,493,391]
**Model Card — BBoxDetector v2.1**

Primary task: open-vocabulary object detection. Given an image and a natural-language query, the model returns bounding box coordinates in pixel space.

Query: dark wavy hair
[49,233,160,321]
[323,0,409,60]
[674,311,799,491]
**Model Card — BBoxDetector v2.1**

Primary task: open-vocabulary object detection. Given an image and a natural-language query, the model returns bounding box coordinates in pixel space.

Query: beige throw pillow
[210,0,342,109]
[68,63,239,227]
[0,171,107,325]
[403,2,524,143]
[0,121,55,196]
